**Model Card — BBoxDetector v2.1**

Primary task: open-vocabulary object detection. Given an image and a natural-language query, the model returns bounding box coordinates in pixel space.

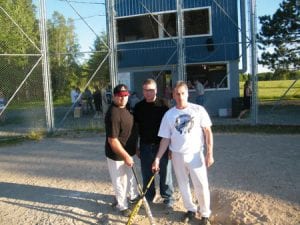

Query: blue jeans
[139,143,174,204]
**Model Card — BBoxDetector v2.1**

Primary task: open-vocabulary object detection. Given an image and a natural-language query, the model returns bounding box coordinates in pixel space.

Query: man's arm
[108,137,134,167]
[151,137,170,172]
[203,126,214,167]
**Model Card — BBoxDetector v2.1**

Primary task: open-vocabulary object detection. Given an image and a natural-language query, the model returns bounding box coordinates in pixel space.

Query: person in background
[74,87,82,107]
[128,91,140,112]
[83,87,94,113]
[238,80,252,120]
[152,81,214,225]
[93,85,102,118]
[194,80,205,106]
[134,78,174,209]
[0,91,7,121]
[105,84,139,217]
[70,86,77,107]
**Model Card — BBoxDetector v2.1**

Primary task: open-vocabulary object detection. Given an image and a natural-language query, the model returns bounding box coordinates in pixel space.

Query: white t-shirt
[71,89,77,103]
[158,103,212,154]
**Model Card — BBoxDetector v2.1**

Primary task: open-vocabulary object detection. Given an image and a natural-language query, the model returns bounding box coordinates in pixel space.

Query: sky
[38,0,283,72]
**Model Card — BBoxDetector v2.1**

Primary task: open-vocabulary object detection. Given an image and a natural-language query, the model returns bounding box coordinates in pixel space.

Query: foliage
[240,80,300,100]
[257,70,300,81]
[47,11,81,99]
[0,0,41,100]
[257,0,300,71]
[83,33,110,90]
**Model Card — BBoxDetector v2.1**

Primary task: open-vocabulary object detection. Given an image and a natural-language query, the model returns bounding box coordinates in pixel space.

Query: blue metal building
[107,0,246,116]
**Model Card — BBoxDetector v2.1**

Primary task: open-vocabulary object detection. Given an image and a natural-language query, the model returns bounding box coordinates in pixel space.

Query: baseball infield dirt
[0,132,299,225]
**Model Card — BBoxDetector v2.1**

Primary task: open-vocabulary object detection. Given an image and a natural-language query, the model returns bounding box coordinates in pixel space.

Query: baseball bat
[126,169,156,225]
[131,167,155,225]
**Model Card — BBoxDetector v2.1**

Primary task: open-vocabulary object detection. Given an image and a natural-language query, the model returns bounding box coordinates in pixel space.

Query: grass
[240,80,300,100]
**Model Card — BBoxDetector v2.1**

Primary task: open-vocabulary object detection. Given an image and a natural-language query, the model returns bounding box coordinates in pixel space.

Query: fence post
[39,0,55,132]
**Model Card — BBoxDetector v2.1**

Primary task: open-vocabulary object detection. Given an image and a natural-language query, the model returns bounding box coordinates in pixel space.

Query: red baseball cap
[113,84,130,97]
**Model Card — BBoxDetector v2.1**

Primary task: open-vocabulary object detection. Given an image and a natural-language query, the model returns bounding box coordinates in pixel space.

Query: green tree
[47,12,81,99]
[84,33,110,89]
[257,0,300,72]
[0,0,40,100]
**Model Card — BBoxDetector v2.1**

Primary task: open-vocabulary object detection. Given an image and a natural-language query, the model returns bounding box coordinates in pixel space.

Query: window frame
[183,6,212,38]
[186,62,230,91]
[116,10,177,43]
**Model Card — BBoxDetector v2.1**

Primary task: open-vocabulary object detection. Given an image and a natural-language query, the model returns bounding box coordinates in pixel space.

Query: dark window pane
[186,64,228,89]
[184,9,210,36]
[117,15,158,42]
[163,13,177,37]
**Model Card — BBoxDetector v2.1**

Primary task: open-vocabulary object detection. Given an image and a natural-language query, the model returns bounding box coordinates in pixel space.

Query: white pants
[107,157,139,211]
[172,151,211,217]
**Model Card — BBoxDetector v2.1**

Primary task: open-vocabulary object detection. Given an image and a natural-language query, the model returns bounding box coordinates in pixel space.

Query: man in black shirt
[134,79,174,208]
[105,84,139,217]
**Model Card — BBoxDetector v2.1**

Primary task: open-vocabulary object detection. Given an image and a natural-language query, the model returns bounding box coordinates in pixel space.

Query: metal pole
[39,0,55,132]
[249,0,258,125]
[106,0,118,89]
[176,0,186,81]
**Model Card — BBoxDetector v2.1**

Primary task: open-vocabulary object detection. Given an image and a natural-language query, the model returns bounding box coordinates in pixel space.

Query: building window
[186,63,228,90]
[184,8,211,36]
[116,7,211,43]
[162,13,177,37]
[117,15,159,42]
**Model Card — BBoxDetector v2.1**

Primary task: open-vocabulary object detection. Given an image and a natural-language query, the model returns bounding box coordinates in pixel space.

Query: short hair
[174,80,188,91]
[143,78,157,87]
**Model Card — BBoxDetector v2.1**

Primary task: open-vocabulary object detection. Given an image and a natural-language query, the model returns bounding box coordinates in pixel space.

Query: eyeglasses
[143,89,155,92]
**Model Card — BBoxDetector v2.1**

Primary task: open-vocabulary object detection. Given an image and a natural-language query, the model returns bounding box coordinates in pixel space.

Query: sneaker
[163,199,174,209]
[129,196,140,204]
[182,210,195,223]
[121,208,132,217]
[111,197,118,207]
[199,217,209,225]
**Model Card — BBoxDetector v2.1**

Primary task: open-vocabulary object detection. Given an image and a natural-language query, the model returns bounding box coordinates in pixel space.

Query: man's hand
[124,155,134,167]
[151,158,160,173]
[205,153,214,168]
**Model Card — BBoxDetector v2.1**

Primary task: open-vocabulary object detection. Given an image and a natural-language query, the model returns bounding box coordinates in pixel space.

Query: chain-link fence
[1,0,110,137]
[0,0,299,139]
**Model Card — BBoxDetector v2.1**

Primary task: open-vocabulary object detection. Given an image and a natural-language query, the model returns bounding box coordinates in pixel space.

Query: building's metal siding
[115,0,176,17]
[117,0,239,68]
[118,40,177,68]
[115,0,240,116]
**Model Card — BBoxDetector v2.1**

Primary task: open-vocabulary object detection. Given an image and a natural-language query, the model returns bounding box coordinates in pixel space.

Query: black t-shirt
[134,98,169,144]
[105,103,138,160]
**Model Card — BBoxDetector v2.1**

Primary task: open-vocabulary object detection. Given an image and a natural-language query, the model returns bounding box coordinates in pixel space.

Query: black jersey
[105,103,138,160]
[134,98,169,144]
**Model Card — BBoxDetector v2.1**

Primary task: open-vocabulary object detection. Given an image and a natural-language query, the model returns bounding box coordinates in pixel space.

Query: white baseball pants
[172,151,211,217]
[106,157,138,211]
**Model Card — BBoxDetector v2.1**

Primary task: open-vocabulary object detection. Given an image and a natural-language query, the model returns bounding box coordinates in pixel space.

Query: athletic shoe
[111,197,117,207]
[129,196,140,204]
[182,210,195,223]
[199,217,210,225]
[163,199,174,209]
[121,208,132,217]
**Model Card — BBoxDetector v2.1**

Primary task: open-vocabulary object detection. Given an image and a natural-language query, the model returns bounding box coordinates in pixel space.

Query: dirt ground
[0,132,299,225]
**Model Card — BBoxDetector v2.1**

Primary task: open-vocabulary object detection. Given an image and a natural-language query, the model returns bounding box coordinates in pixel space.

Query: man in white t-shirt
[152,81,214,225]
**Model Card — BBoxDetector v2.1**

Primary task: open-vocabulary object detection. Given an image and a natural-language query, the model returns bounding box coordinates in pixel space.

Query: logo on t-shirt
[175,114,194,134]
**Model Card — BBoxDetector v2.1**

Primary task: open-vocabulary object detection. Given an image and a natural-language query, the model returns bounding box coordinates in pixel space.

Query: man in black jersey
[134,79,174,209]
[105,84,139,217]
